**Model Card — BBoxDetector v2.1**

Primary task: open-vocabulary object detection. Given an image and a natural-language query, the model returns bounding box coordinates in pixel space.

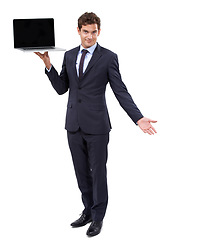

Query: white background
[0,0,202,239]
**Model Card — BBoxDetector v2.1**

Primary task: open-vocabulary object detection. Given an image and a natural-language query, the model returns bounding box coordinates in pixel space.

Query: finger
[146,129,152,135]
[150,127,157,134]
[149,119,157,123]
[148,127,157,135]
[34,52,43,58]
[150,126,157,133]
[142,127,152,134]
[44,51,49,57]
[149,129,154,135]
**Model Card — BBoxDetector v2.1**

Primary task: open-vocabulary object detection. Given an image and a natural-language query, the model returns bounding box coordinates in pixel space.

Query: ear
[77,27,81,35]
[97,29,101,36]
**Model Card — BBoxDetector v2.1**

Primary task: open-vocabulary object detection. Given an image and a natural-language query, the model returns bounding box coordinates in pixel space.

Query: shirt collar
[80,42,97,55]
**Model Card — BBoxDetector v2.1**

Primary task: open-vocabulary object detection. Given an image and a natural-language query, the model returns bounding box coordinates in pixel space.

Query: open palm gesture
[137,117,157,135]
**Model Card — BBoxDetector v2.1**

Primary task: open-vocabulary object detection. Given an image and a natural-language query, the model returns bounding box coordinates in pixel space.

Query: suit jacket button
[78,99,82,103]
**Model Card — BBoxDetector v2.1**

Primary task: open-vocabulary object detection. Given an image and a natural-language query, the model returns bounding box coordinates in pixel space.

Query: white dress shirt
[76,42,97,76]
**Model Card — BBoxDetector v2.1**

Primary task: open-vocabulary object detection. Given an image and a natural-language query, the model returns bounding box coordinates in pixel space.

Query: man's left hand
[137,117,157,135]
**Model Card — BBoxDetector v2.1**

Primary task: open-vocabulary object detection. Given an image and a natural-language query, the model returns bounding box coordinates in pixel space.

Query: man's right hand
[34,51,52,70]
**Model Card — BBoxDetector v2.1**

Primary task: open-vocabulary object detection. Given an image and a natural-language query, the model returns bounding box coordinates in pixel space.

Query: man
[35,12,157,237]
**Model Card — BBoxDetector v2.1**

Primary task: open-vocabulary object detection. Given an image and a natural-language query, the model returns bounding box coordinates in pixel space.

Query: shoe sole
[86,230,101,237]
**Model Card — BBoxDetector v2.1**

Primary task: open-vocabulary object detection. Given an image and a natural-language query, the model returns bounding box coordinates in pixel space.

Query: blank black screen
[13,18,55,48]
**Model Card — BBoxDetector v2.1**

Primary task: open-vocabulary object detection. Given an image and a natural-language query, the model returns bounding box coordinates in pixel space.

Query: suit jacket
[45,44,143,134]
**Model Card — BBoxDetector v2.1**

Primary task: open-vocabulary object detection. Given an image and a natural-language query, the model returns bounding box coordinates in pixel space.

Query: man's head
[77,12,101,49]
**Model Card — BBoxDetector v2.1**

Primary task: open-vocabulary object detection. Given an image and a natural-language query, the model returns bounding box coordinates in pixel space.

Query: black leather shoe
[71,214,92,228]
[86,221,103,237]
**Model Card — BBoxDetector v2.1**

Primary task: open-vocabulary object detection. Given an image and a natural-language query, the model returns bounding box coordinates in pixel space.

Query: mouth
[83,39,94,48]
[86,39,93,43]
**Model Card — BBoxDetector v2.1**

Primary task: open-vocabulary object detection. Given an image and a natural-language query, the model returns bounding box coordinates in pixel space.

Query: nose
[87,33,93,39]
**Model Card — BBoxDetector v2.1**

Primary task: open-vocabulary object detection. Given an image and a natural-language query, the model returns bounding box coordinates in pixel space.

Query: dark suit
[45,43,143,221]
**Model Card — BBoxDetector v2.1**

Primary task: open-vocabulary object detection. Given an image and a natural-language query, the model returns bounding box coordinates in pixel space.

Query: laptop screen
[13,18,55,48]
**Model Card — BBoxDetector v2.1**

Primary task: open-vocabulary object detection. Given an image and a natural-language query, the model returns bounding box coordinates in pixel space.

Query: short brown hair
[78,12,101,30]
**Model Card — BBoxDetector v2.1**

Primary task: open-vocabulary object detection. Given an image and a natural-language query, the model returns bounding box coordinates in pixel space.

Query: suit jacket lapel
[72,46,80,81]
[83,44,102,78]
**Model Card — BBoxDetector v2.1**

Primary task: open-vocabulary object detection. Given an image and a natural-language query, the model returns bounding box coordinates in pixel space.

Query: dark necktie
[79,49,88,79]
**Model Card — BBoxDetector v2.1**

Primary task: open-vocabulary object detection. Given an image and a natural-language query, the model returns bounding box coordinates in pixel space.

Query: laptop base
[15,47,66,52]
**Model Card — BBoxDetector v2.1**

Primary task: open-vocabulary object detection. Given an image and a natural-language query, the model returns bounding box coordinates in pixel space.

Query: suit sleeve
[45,53,69,95]
[108,54,144,124]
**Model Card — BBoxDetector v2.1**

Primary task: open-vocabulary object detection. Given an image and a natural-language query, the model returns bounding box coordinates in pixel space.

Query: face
[77,24,101,48]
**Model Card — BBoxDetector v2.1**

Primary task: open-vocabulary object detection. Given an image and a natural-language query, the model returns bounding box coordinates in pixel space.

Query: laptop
[13,18,66,52]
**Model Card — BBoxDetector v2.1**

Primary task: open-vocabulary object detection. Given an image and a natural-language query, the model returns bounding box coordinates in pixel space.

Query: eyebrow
[82,29,98,33]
